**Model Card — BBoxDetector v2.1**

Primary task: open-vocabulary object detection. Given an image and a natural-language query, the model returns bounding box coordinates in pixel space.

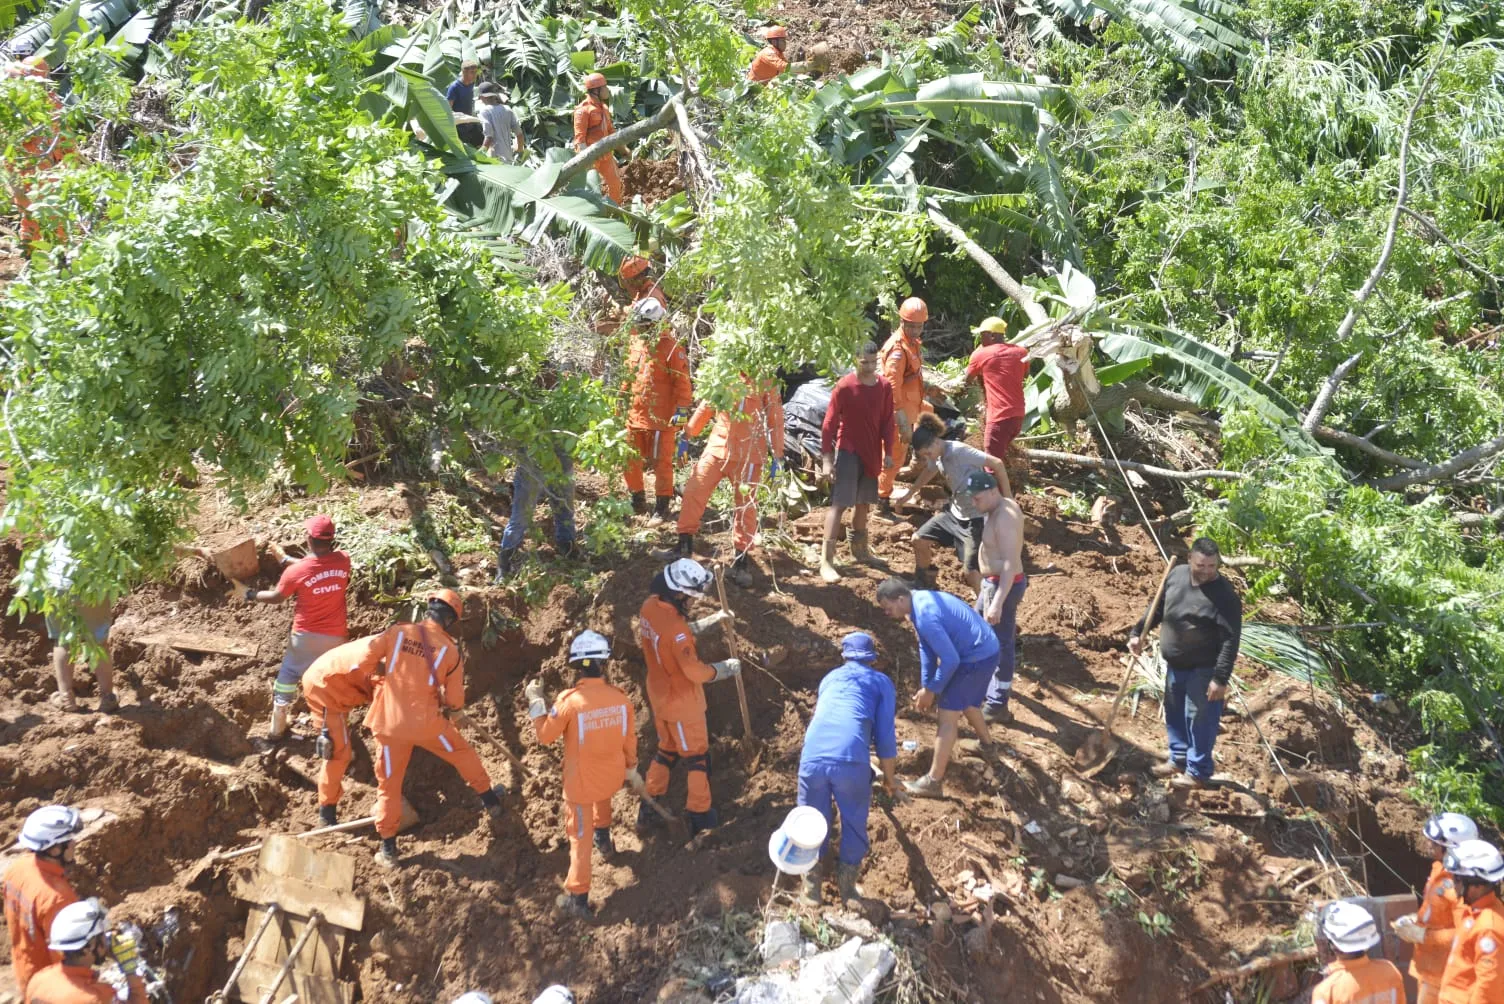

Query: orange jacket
[1441,892,1504,1004]
[748,46,788,83]
[25,963,145,1004]
[624,330,692,431]
[1415,860,1464,985]
[573,96,614,150]
[362,620,464,742]
[532,677,637,804]
[686,378,785,470]
[1311,956,1405,1004]
[880,329,925,420]
[633,283,668,310]
[301,636,382,714]
[3,854,77,992]
[638,595,715,722]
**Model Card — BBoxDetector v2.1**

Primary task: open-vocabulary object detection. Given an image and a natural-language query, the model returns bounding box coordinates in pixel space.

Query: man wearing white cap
[1310,899,1404,1004]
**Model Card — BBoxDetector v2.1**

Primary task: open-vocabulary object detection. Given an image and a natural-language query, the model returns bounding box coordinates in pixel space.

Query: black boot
[480,786,507,819]
[375,837,399,868]
[728,553,753,588]
[686,807,720,839]
[593,828,616,858]
[636,800,664,831]
[559,892,592,919]
[654,533,694,561]
[652,496,673,522]
[318,804,337,827]
[631,491,648,515]
[494,547,519,583]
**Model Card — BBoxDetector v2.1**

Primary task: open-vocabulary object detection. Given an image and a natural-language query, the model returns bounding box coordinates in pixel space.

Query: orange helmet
[899,297,929,322]
[428,588,464,620]
[619,256,650,280]
[764,26,788,39]
[583,72,607,91]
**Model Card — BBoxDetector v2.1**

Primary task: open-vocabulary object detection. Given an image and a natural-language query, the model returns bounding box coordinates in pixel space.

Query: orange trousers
[307,698,354,808]
[595,156,623,204]
[878,408,917,498]
[645,714,711,813]
[625,427,675,498]
[373,722,491,838]
[1417,983,1440,1004]
[564,798,613,895]
[677,453,761,552]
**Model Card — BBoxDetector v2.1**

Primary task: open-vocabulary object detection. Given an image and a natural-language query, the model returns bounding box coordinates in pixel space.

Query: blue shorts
[46,609,112,644]
[937,655,998,712]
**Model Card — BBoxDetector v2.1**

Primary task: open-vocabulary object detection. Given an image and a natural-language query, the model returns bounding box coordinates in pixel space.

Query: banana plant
[1016,0,1251,69]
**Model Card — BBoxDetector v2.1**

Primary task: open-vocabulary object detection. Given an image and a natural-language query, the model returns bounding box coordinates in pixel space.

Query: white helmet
[18,805,82,852]
[452,995,494,1004]
[1317,900,1381,953]
[568,630,611,664]
[49,898,108,952]
[1445,839,1504,883]
[1424,812,1479,848]
[533,988,575,1004]
[632,298,665,325]
[663,558,712,597]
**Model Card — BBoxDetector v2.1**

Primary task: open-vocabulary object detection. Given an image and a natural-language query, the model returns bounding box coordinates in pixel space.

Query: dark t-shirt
[446,79,475,115]
[1133,564,1242,682]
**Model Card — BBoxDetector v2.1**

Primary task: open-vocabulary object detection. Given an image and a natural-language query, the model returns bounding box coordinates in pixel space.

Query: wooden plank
[244,908,344,984]
[233,958,353,1004]
[260,835,356,891]
[135,630,258,657]
[230,871,365,932]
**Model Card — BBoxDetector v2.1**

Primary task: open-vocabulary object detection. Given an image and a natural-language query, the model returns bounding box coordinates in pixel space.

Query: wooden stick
[450,709,535,780]
[628,776,676,823]
[214,904,279,1001]
[256,912,322,1004]
[220,817,380,862]
[713,567,755,742]
[1191,947,1317,993]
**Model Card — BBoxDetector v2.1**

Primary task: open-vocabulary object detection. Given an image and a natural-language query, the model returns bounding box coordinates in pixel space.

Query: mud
[622,158,684,207]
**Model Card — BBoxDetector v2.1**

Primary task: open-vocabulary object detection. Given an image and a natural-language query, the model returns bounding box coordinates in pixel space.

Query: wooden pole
[255,913,323,1004]
[713,567,755,741]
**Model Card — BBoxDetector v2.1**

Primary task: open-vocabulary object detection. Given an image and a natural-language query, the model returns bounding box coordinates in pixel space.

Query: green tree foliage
[613,0,759,90]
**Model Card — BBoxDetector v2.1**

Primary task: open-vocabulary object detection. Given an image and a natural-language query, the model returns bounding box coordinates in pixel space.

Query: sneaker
[982,704,1013,726]
[96,693,120,714]
[652,497,674,523]
[800,873,822,906]
[593,828,616,859]
[1169,772,1214,790]
[558,892,593,920]
[1150,761,1185,779]
[903,775,945,799]
[374,837,400,869]
[318,805,337,827]
[49,691,80,713]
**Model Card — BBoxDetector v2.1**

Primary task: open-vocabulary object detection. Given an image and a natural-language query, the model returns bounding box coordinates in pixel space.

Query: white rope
[1083,394,1171,565]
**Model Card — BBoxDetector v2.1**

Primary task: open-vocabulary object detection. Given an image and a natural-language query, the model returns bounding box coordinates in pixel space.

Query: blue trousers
[982,575,1027,710]
[797,760,872,867]
[500,455,575,552]
[1164,663,1224,781]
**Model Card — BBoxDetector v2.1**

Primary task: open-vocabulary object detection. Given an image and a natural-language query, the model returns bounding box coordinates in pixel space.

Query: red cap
[305,515,336,540]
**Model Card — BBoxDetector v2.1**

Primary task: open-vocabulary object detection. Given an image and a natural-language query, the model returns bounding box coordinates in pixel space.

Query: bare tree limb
[551,100,680,194]
[670,96,717,194]
[1020,448,1245,482]
[1398,206,1503,300]
[1457,508,1504,528]
[1313,426,1426,469]
[1301,351,1364,436]
[924,200,1049,327]
[1372,432,1504,490]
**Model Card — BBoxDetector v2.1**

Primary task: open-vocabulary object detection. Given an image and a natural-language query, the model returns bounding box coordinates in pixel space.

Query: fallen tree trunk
[550,99,681,194]
[924,199,1048,327]
[1020,448,1245,482]
[1373,431,1504,490]
[1314,426,1426,469]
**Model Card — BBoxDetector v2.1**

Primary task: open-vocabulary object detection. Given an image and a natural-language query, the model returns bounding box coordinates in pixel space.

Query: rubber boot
[631,491,648,515]
[593,828,616,859]
[836,863,860,902]
[819,537,841,584]
[654,533,694,561]
[479,786,506,819]
[728,553,753,588]
[636,800,664,832]
[559,892,592,919]
[318,804,337,827]
[652,496,673,523]
[850,530,887,569]
[267,703,290,741]
[686,808,720,840]
[494,547,519,584]
[374,837,399,869]
[801,873,822,906]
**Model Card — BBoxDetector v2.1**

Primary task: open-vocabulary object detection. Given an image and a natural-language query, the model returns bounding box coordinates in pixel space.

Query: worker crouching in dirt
[875,578,998,799]
[637,558,741,839]
[26,898,146,1003]
[797,632,900,906]
[4,806,85,993]
[299,636,385,827]
[247,515,351,743]
[1437,839,1504,1003]
[1309,900,1404,1004]
[748,26,789,83]
[622,297,692,521]
[364,589,506,868]
[525,630,638,920]
[1393,813,1479,1003]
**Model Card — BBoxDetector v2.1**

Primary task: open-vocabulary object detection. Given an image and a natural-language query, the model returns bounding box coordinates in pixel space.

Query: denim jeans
[499,454,575,552]
[797,759,873,866]
[1164,663,1224,780]
[982,575,1028,710]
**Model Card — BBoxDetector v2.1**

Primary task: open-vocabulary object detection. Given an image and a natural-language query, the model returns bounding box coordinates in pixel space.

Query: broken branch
[1372,431,1504,491]
[1313,426,1426,469]
[1020,448,1245,482]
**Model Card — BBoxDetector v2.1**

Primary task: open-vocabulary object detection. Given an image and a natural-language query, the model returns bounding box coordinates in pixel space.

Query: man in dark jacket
[1127,538,1241,789]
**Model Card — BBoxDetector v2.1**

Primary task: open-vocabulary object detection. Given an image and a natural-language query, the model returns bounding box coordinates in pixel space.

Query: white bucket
[767,805,828,875]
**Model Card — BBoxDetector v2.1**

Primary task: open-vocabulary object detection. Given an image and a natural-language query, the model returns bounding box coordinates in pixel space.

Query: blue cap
[841,631,878,664]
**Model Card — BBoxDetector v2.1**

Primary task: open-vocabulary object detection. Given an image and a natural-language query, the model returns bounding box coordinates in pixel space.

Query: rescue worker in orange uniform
[1309,900,1405,1004]
[25,899,146,1004]
[4,806,84,993]
[525,630,638,920]
[363,589,505,868]
[1439,839,1504,1004]
[748,26,789,83]
[620,256,668,311]
[671,376,785,587]
[1395,813,1481,1004]
[299,635,385,828]
[878,297,931,504]
[573,73,624,205]
[4,54,68,247]
[622,298,693,521]
[637,559,742,839]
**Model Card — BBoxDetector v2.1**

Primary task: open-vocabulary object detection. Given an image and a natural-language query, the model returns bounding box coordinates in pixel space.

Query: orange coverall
[639,595,717,813]
[1414,861,1463,1001]
[300,636,383,810]
[3,853,77,993]
[363,620,492,838]
[623,328,692,499]
[1440,891,1504,1004]
[878,328,925,498]
[5,58,67,245]
[676,380,785,553]
[1311,956,1405,1004]
[748,46,789,83]
[25,964,145,1004]
[573,95,623,204]
[531,677,637,895]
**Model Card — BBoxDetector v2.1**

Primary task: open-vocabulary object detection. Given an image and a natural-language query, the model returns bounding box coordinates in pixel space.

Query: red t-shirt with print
[277,551,351,636]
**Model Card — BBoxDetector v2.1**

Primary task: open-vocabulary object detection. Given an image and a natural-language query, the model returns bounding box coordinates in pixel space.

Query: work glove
[1392,915,1425,944]
[625,767,644,790]
[710,658,742,683]
[315,729,333,760]
[676,434,691,461]
[108,928,141,976]
[689,609,732,636]
[769,460,782,479]
[524,680,548,719]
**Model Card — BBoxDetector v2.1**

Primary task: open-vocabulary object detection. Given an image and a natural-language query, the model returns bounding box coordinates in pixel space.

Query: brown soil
[772,0,960,75]
[0,473,1436,1003]
[622,158,684,207]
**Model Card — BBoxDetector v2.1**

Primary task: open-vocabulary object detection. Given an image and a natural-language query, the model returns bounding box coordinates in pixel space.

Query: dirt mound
[623,158,684,206]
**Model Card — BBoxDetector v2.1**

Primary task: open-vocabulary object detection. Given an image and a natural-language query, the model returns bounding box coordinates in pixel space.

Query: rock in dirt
[761,919,804,966]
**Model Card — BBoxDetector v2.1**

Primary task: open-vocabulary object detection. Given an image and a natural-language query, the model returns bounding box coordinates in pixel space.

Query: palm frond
[521,194,635,271]
[1241,623,1337,691]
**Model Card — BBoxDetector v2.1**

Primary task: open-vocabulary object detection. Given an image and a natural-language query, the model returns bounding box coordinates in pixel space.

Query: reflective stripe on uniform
[438,732,454,753]
[382,745,392,777]
[618,705,628,736]
[574,804,586,839]
[676,722,688,752]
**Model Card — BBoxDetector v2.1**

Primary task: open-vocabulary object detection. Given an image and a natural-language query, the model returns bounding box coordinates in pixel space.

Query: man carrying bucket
[795,631,900,905]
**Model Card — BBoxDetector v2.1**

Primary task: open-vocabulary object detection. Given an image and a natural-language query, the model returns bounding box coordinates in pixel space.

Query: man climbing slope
[818,341,895,583]
[525,630,638,920]
[573,73,623,204]
[4,806,84,992]
[965,316,1031,463]
[622,298,692,521]
[363,589,505,867]
[300,635,385,827]
[748,26,789,83]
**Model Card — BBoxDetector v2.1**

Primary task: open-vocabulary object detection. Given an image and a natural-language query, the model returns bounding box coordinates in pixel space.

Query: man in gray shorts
[47,604,118,713]
[818,342,896,582]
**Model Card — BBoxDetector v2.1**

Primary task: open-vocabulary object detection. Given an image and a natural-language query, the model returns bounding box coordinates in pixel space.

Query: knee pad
[653,749,681,769]
[684,752,711,777]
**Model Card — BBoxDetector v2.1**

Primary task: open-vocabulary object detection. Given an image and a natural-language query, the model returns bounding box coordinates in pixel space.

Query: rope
[1083,393,1171,564]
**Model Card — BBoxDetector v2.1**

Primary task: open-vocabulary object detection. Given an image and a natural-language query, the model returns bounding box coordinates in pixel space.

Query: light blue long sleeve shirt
[911,590,1000,694]
[800,661,899,765]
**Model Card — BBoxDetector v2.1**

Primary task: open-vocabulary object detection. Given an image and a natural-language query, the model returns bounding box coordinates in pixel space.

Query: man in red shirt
[245,515,351,742]
[966,316,1031,463]
[819,342,895,583]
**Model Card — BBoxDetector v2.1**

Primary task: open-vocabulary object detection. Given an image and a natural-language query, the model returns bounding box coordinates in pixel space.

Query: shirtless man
[966,470,1027,725]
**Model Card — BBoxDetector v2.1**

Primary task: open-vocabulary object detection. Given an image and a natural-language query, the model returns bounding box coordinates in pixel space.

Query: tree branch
[550,100,680,194]
[1313,426,1425,469]
[671,96,716,194]
[924,200,1049,327]
[1397,206,1503,301]
[1020,448,1245,482]
[1372,431,1504,491]
[1301,351,1364,435]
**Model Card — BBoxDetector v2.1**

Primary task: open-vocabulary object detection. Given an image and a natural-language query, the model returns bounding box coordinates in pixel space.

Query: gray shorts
[46,606,112,644]
[831,450,878,509]
[275,631,346,704]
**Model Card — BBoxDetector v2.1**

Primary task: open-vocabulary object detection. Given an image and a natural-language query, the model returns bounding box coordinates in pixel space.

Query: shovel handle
[629,777,676,822]
[713,567,755,743]
[1100,557,1179,735]
[451,709,535,779]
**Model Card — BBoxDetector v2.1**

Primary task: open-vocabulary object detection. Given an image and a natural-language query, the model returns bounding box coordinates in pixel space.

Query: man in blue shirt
[876,577,999,799]
[797,632,900,905]
[447,59,479,115]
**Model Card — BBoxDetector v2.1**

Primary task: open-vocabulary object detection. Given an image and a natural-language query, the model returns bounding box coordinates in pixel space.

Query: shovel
[713,566,760,771]
[450,708,535,786]
[1074,557,1178,775]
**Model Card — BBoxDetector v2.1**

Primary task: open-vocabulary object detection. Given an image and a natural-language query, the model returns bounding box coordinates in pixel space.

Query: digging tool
[449,708,535,783]
[627,773,682,835]
[202,804,421,873]
[207,904,279,1003]
[255,911,322,1004]
[1073,557,1178,776]
[712,566,758,759]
